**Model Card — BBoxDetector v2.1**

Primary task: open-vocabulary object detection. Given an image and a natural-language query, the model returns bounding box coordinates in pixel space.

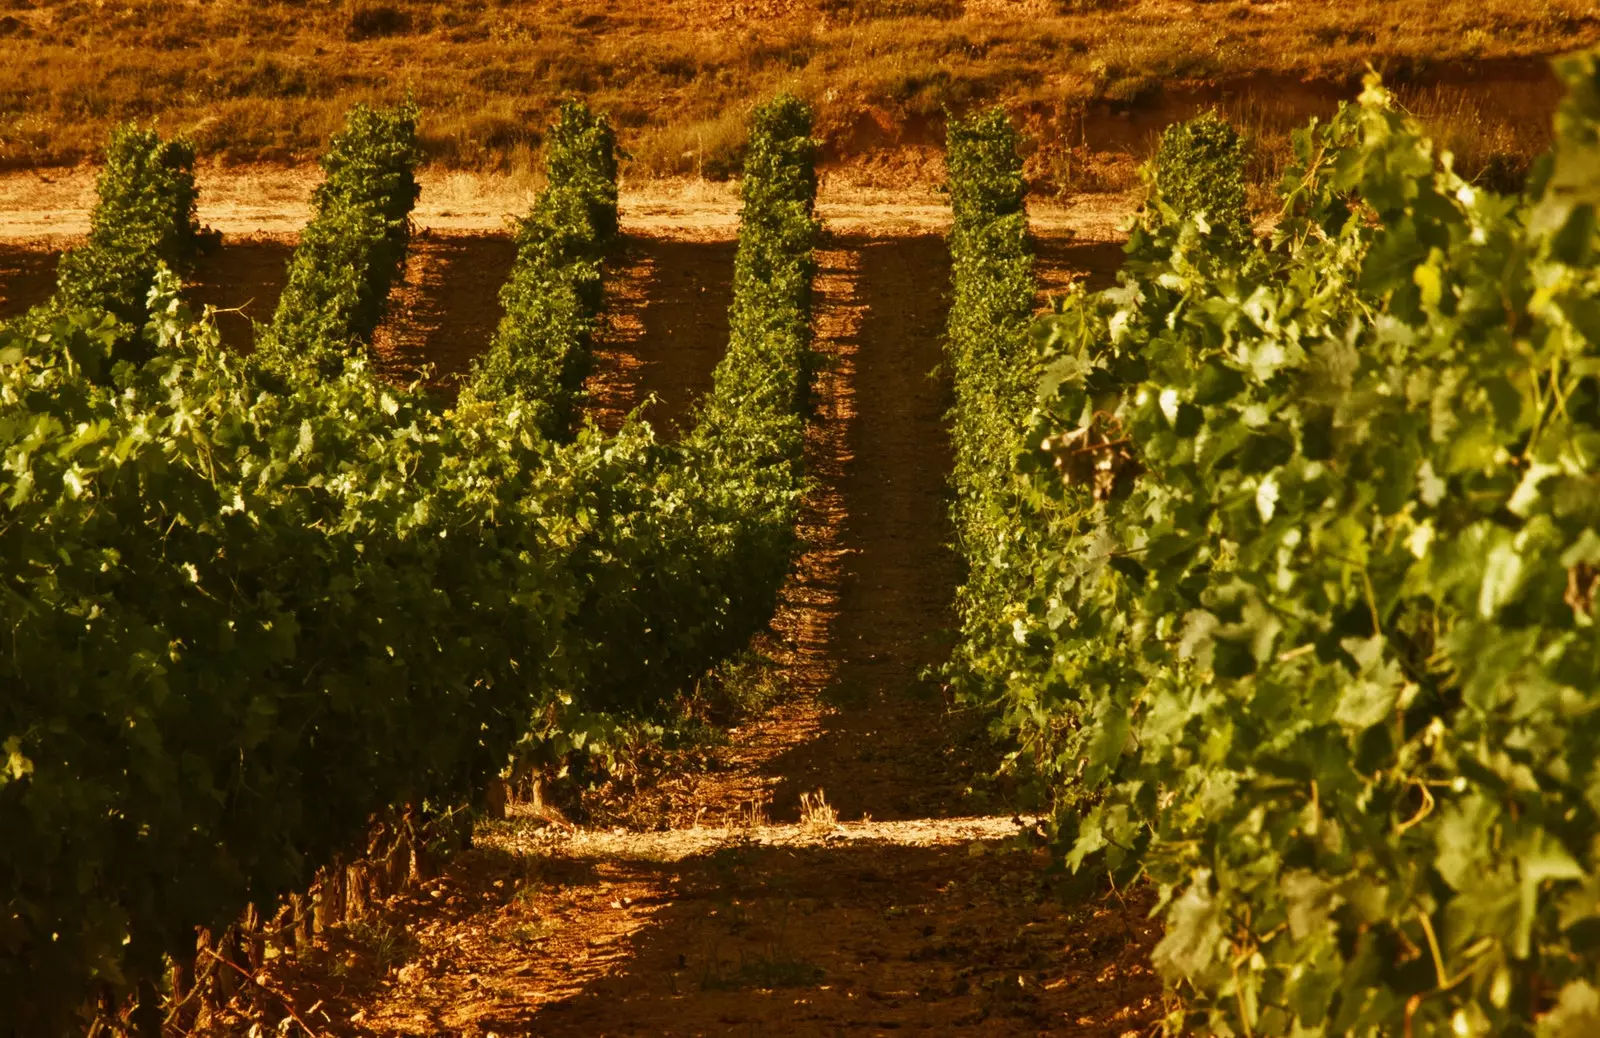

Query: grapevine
[948,53,1600,1036]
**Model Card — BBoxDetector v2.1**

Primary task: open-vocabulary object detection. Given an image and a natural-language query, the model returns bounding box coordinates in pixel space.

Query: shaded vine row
[948,54,1600,1037]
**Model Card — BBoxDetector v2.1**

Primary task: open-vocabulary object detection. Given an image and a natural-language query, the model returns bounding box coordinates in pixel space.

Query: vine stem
[197,947,324,1038]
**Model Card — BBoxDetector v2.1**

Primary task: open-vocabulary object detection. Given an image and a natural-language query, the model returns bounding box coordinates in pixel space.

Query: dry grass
[797,789,839,831]
[0,0,1595,189]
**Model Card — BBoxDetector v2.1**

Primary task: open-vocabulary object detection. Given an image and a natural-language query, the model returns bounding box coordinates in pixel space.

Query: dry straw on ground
[1,0,1594,190]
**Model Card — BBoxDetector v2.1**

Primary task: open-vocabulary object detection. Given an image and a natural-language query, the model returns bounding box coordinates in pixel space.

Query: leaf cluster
[465,101,618,439]
[952,52,1600,1037]
[1145,110,1253,252]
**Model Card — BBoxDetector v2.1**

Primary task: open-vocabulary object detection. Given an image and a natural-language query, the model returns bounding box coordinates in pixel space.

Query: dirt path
[759,235,989,825]
[584,237,739,437]
[229,228,1160,1038]
[0,173,1135,244]
[370,233,519,390]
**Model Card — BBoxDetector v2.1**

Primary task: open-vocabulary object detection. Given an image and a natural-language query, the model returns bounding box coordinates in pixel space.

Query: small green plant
[697,650,786,722]
[504,919,553,946]
[344,919,417,974]
[1144,109,1252,248]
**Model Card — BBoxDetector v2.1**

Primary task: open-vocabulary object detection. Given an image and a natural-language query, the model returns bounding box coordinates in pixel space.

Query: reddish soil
[1035,237,1129,301]
[597,237,739,436]
[0,243,60,320]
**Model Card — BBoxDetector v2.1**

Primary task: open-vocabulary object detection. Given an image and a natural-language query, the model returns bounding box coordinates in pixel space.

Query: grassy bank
[1,0,1595,190]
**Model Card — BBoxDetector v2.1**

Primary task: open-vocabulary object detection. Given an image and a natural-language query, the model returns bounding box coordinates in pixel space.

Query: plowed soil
[590,238,740,436]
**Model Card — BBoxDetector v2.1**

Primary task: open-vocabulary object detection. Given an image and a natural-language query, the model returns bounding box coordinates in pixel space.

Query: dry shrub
[345,3,408,41]
[820,0,963,22]
[1055,0,1125,12]
[630,110,751,179]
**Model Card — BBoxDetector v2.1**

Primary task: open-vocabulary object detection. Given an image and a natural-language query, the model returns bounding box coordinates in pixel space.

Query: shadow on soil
[624,237,738,436]
[517,836,1160,1037]
[0,244,59,320]
[1034,237,1128,299]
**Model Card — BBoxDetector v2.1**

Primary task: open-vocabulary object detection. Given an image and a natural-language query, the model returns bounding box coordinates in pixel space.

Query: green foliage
[544,99,621,241]
[0,92,823,1031]
[465,101,618,439]
[946,107,1027,235]
[0,98,520,1033]
[0,275,585,1033]
[262,100,421,370]
[1146,110,1252,250]
[16,124,198,342]
[952,52,1600,1036]
[940,107,1042,717]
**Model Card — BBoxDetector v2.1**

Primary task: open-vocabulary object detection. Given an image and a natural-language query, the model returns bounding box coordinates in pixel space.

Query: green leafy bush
[0,273,585,1033]
[939,107,1042,717]
[1145,110,1251,249]
[262,100,421,370]
[14,124,198,343]
[0,100,537,1033]
[545,93,820,721]
[465,101,617,439]
[955,52,1600,1037]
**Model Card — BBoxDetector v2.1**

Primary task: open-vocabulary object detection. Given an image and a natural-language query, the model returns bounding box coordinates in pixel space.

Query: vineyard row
[0,95,818,1033]
[944,53,1600,1038]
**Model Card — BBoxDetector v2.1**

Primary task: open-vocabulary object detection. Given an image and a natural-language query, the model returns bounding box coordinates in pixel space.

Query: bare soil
[595,238,740,437]
[0,244,56,319]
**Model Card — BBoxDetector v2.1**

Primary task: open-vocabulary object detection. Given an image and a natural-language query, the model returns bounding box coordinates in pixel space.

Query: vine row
[949,55,1600,1037]
[0,92,821,1034]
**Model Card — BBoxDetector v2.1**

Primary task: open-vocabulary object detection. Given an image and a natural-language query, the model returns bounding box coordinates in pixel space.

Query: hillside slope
[2,0,1595,189]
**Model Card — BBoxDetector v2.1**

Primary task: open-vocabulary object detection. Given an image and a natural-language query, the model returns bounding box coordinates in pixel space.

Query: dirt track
[0,171,1134,245]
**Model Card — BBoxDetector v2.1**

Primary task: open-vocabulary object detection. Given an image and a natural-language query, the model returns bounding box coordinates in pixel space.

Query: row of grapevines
[259,101,422,374]
[11,126,198,341]
[0,93,820,1032]
[939,108,1042,721]
[465,101,619,439]
[951,54,1600,1036]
